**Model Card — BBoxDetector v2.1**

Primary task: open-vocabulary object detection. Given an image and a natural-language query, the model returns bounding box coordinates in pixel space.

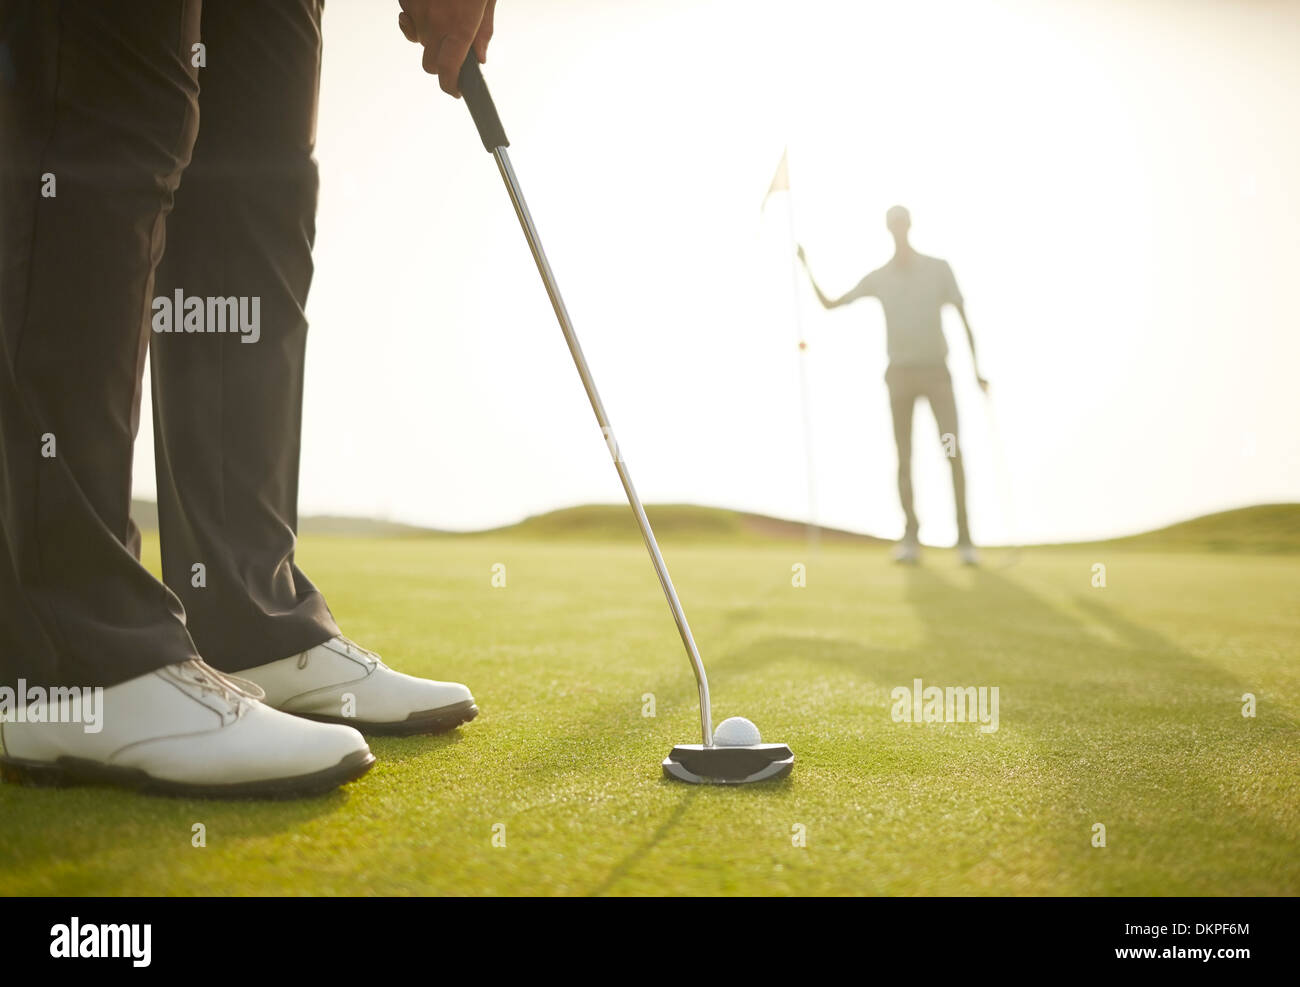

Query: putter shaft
[492,147,714,746]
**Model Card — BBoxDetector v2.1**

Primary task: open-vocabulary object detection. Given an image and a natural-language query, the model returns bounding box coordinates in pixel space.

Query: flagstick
[784,166,820,555]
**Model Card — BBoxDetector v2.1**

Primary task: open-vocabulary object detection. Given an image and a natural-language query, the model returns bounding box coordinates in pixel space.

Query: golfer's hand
[977,376,991,394]
[397,0,496,97]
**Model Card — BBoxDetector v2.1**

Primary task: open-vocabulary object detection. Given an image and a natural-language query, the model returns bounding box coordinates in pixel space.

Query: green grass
[1,526,1297,896]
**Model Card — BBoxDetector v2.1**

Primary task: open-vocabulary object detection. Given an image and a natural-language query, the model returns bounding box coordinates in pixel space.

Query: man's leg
[925,366,972,547]
[150,0,339,673]
[147,0,476,736]
[0,0,202,689]
[0,0,375,796]
[885,365,919,544]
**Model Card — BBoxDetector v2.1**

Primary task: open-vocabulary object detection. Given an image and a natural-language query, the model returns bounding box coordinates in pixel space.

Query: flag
[762,147,789,210]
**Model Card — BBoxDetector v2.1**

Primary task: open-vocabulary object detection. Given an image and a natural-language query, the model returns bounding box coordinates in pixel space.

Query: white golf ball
[713,716,762,747]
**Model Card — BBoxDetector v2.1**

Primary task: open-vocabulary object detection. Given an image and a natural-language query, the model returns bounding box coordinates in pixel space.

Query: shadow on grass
[586,771,792,896]
[0,780,356,894]
[916,563,1299,890]
[587,789,697,897]
[692,558,1299,891]
[0,725,476,889]
[368,728,468,766]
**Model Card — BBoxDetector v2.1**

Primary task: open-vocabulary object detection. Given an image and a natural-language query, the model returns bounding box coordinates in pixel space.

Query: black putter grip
[458,54,509,151]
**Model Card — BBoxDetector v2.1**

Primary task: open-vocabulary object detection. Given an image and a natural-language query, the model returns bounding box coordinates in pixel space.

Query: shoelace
[173,659,266,705]
[296,637,382,671]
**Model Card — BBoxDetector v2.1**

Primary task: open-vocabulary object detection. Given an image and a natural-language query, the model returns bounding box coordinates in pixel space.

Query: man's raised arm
[797,245,873,311]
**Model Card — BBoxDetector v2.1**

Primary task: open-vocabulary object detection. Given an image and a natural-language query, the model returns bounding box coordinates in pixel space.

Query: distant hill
[130,500,437,538]
[129,499,1300,552]
[130,499,883,544]
[496,504,888,545]
[1090,504,1300,554]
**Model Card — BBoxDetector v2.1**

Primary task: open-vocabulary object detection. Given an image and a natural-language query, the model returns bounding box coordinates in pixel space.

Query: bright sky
[132,0,1300,544]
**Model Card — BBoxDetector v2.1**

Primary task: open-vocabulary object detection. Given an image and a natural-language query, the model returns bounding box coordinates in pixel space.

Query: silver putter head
[662,743,794,785]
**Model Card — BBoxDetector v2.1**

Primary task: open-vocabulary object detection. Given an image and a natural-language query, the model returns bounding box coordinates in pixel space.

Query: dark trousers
[0,0,337,689]
[885,363,972,546]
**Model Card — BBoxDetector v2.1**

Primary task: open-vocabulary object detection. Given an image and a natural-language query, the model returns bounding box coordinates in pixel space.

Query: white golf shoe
[238,636,478,736]
[892,538,921,564]
[957,543,981,566]
[0,659,373,798]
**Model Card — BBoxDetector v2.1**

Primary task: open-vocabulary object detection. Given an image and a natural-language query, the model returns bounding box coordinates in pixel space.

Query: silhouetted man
[799,205,987,564]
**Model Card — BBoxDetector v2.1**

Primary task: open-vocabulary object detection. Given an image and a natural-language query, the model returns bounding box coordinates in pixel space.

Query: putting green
[1,519,1296,895]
